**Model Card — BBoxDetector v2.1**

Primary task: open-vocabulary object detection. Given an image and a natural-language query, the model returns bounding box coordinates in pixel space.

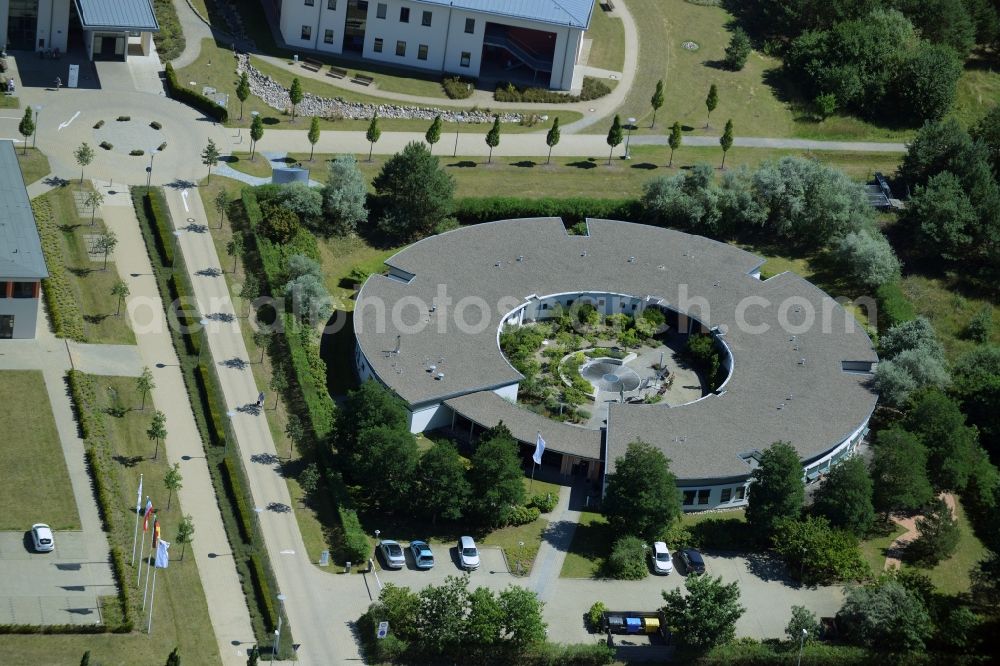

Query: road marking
[280,550,296,555]
[58,111,81,131]
[181,189,190,212]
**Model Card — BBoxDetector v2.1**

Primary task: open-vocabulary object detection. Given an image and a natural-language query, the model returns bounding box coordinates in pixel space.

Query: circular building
[353,218,878,510]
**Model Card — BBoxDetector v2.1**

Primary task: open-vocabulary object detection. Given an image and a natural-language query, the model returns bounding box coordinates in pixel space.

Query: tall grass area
[151,0,185,61]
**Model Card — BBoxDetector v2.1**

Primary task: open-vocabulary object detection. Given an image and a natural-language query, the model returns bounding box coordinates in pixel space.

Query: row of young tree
[334,382,540,528]
[733,0,1000,124]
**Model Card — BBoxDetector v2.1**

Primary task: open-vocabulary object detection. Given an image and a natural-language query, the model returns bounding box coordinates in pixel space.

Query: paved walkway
[172,0,217,69]
[528,485,580,600]
[97,181,256,665]
[884,493,957,570]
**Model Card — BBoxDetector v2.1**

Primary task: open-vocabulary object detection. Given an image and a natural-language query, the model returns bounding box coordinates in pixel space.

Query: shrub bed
[116,115,131,121]
[337,507,370,562]
[93,120,104,129]
[99,141,113,150]
[196,363,227,446]
[143,189,174,266]
[442,75,475,99]
[32,196,85,341]
[150,121,162,129]
[494,77,611,103]
[164,62,228,122]
[129,149,144,156]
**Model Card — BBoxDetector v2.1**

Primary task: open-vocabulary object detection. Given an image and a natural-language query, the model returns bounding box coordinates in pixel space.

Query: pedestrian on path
[256,391,264,407]
[54,76,61,90]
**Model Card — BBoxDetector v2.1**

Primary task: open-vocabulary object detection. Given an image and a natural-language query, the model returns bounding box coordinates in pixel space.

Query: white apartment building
[278,0,593,90]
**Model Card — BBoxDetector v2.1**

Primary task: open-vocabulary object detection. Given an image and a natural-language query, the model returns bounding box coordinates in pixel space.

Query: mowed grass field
[602,0,997,141]
[15,148,50,186]
[0,371,79,530]
[227,145,903,200]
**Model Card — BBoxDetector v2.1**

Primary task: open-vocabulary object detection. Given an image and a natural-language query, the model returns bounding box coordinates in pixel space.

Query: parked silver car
[379,540,405,569]
[458,536,480,570]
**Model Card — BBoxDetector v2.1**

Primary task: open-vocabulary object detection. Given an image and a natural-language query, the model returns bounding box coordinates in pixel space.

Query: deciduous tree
[667,121,682,167]
[485,115,501,163]
[147,410,167,460]
[650,80,664,127]
[907,496,960,564]
[603,440,681,540]
[201,139,220,182]
[746,441,804,542]
[365,112,381,162]
[836,580,933,651]
[320,155,368,236]
[84,190,104,226]
[176,514,194,561]
[719,119,734,169]
[425,114,442,154]
[661,575,744,651]
[307,116,320,161]
[468,423,525,526]
[705,84,718,128]
[18,107,34,155]
[811,456,875,536]
[288,77,303,121]
[416,441,471,524]
[136,366,154,410]
[249,114,264,160]
[236,71,250,120]
[111,280,130,317]
[870,427,934,513]
[606,114,623,165]
[545,117,560,165]
[74,142,94,183]
[164,463,182,510]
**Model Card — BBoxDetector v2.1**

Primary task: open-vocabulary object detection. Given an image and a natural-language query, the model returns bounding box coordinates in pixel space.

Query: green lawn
[37,186,135,345]
[0,371,79,530]
[585,3,626,72]
[859,521,907,574]
[0,94,19,108]
[236,146,901,202]
[900,275,1000,362]
[481,517,548,576]
[901,498,987,595]
[948,55,1000,129]
[0,375,220,666]
[16,147,50,186]
[560,511,613,578]
[178,40,582,132]
[601,0,921,142]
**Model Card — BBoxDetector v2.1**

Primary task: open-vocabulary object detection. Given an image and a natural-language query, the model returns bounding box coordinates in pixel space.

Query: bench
[327,66,349,79]
[352,74,375,86]
[301,57,323,72]
[602,0,615,11]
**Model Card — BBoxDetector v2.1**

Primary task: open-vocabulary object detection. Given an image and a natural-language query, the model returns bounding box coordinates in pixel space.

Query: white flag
[533,432,545,465]
[135,475,143,513]
[154,540,171,569]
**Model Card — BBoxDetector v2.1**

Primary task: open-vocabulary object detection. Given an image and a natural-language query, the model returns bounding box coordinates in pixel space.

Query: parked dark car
[678,548,705,574]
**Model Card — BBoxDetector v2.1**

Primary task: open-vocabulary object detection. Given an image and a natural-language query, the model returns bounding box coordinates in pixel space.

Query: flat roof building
[278,0,593,90]
[353,218,878,510]
[0,139,47,339]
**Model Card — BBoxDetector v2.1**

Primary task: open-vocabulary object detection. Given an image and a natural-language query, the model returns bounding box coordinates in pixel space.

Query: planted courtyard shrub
[606,535,648,580]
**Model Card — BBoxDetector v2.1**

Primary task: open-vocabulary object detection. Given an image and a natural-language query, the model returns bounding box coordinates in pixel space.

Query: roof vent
[517,255,524,262]
[628,256,636,263]
[658,265,666,271]
[435,372,445,381]
[777,404,784,410]
[787,394,793,401]
[429,305,437,313]
[581,250,587,257]
[798,358,806,365]
[495,261,501,268]
[427,364,436,373]
[789,335,796,342]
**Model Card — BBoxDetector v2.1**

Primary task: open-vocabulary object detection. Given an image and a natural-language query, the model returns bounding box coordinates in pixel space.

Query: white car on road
[458,536,480,570]
[31,524,54,553]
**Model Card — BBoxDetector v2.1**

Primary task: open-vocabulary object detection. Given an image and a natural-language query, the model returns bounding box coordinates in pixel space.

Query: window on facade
[417,44,428,60]
[305,0,314,6]
[395,40,406,56]
[421,10,432,26]
[12,282,35,298]
[373,37,383,52]
[736,486,746,501]
[460,51,471,67]
[400,6,410,22]
[376,3,386,18]
[0,281,8,297]
[324,29,334,43]
[327,0,337,9]
[300,25,312,40]
[720,488,732,503]
[464,17,475,33]
[697,489,710,505]
[682,490,695,506]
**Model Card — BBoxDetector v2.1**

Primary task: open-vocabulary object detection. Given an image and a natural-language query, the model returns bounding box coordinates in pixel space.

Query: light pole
[32,105,41,149]
[624,117,637,159]
[796,627,807,666]
[374,529,380,545]
[272,593,287,662]
[146,148,159,188]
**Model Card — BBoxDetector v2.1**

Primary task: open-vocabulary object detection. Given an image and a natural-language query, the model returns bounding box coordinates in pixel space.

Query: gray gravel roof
[356,218,877,480]
[0,141,47,280]
[416,0,593,29]
[73,0,159,31]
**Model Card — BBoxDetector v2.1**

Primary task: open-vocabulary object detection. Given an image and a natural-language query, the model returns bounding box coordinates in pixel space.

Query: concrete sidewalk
[97,181,256,665]
[162,182,349,664]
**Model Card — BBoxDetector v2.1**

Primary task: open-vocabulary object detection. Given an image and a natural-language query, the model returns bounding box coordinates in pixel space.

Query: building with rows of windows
[352,218,879,511]
[0,140,47,339]
[277,0,593,90]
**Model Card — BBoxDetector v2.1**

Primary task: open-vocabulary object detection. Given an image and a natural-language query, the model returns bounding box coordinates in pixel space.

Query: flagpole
[131,474,143,565]
[143,534,154,610]
[136,527,146,586]
[529,460,536,494]
[147,566,158,634]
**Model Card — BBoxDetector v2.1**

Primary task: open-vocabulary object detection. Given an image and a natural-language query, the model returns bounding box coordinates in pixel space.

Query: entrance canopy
[73,0,159,32]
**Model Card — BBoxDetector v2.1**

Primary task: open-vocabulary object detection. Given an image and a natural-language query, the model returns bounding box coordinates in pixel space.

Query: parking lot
[0,531,115,625]
[370,541,516,592]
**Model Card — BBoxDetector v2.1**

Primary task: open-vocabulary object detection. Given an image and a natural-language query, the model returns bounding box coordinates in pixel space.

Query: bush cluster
[606,535,648,580]
[142,190,174,266]
[99,141,113,150]
[453,196,639,227]
[442,75,475,99]
[494,77,611,103]
[164,62,228,122]
[530,493,558,513]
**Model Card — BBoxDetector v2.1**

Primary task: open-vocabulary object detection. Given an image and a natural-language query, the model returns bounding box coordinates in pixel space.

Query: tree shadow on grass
[631,162,659,170]
[68,266,97,277]
[84,313,110,324]
[112,454,144,468]
[447,160,477,168]
[567,159,598,170]
[511,160,537,168]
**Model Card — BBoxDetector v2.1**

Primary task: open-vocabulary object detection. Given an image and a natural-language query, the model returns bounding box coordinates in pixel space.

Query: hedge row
[167,274,200,356]
[337,507,370,563]
[220,457,255,543]
[452,196,640,227]
[196,363,228,447]
[164,62,228,122]
[144,190,175,266]
[32,197,85,341]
